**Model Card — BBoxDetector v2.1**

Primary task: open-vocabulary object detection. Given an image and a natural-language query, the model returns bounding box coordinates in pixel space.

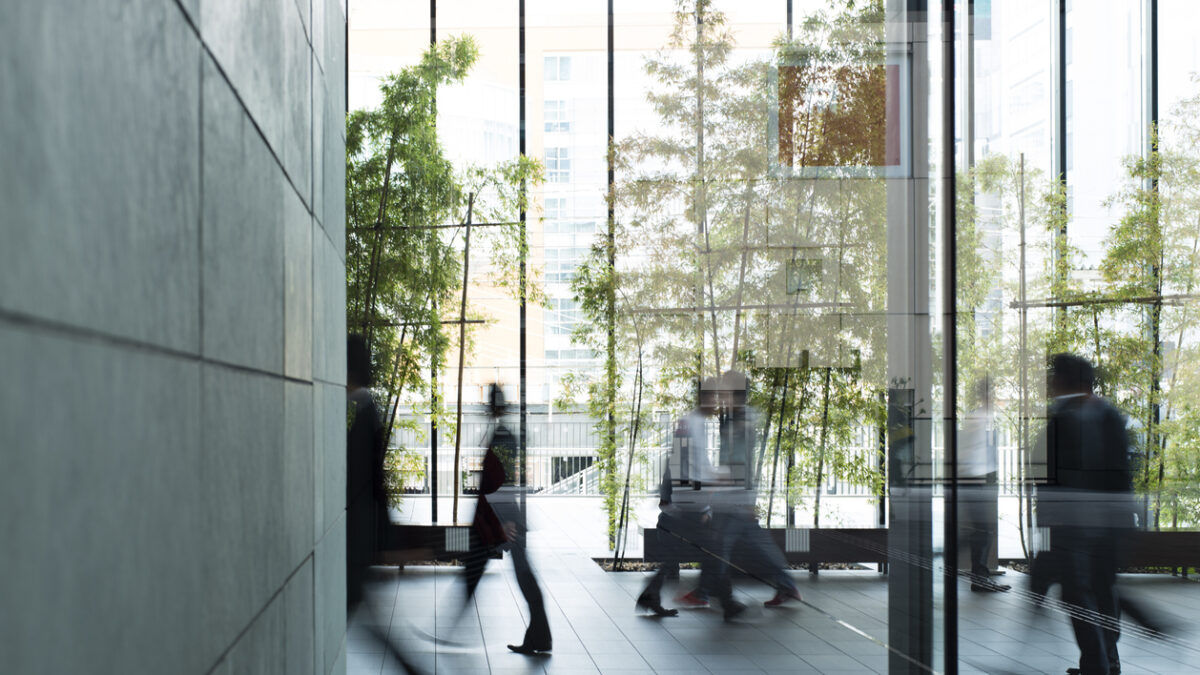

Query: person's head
[347,334,372,390]
[487,382,507,419]
[698,376,720,415]
[1048,352,1094,398]
[971,377,993,410]
[719,369,748,409]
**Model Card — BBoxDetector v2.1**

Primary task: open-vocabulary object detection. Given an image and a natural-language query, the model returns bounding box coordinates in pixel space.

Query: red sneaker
[675,590,711,608]
[764,589,802,607]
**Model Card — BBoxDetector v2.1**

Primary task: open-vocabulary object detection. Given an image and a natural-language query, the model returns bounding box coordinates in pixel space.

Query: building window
[545,220,597,235]
[544,197,567,220]
[546,298,581,334]
[544,348,597,361]
[544,100,570,132]
[544,55,571,81]
[545,249,587,284]
[546,147,571,183]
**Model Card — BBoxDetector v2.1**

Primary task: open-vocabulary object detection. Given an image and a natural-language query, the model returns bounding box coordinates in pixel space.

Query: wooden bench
[1121,530,1200,570]
[374,524,501,567]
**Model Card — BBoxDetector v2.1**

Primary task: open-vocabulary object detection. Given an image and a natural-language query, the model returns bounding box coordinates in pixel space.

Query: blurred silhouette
[1036,353,1135,675]
[652,372,801,620]
[634,378,723,616]
[346,335,423,674]
[346,335,388,609]
[710,370,802,610]
[959,378,1010,593]
[458,383,552,655]
[632,458,684,617]
[659,377,732,613]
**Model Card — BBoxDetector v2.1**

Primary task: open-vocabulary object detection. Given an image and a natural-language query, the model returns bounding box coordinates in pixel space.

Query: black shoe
[723,599,747,622]
[636,593,679,617]
[971,581,1011,592]
[1066,668,1119,675]
[507,642,552,655]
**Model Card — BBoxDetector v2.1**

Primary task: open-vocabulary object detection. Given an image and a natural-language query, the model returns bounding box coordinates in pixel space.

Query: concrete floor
[351,498,1200,674]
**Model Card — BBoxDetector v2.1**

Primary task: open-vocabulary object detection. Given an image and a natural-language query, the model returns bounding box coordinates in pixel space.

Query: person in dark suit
[346,334,388,611]
[346,335,423,674]
[1039,353,1134,675]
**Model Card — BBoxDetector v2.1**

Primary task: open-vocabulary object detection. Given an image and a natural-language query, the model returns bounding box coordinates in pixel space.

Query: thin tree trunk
[614,342,644,570]
[452,193,475,523]
[1158,216,1200,530]
[382,323,410,445]
[730,189,752,370]
[765,369,792,528]
[1092,309,1103,396]
[754,369,781,487]
[692,2,721,372]
[813,367,832,528]
[1017,154,1031,561]
[784,376,808,528]
[769,368,810,527]
[362,129,402,342]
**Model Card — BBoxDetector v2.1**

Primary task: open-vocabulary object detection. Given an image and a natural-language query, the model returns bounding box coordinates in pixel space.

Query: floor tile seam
[530,547,603,673]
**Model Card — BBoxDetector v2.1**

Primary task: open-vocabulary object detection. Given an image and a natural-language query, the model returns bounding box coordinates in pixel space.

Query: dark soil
[593,559,869,572]
[1000,560,1195,576]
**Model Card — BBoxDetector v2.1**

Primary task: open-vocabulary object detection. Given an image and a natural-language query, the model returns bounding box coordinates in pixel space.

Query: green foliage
[346,36,477,434]
[567,0,890,534]
[346,36,543,506]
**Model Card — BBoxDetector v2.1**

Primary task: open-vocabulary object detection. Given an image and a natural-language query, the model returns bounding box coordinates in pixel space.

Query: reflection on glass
[342,0,1200,672]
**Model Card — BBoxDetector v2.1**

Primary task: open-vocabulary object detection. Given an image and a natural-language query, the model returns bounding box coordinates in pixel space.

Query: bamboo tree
[346,38,543,507]
[451,193,474,523]
[346,39,475,504]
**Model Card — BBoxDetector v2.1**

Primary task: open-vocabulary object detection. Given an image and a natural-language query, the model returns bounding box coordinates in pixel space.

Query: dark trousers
[642,511,718,601]
[960,479,998,578]
[1057,527,1121,675]
[346,497,385,610]
[462,528,551,647]
[710,511,796,599]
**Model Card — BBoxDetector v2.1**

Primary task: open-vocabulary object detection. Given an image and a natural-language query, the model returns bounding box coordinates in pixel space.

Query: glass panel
[1065,0,1145,263]
[348,0,430,110]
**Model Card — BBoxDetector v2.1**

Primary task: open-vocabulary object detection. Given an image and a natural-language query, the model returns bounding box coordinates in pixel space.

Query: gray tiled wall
[0,1,347,673]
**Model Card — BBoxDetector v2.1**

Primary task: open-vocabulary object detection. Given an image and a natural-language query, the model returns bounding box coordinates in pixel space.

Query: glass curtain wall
[953,0,1200,673]
[347,0,1200,671]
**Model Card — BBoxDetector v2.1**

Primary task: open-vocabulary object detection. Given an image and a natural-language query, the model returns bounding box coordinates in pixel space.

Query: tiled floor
[350,501,1200,674]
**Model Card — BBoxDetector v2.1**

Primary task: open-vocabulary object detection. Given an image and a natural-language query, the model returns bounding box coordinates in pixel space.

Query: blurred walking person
[346,335,423,674]
[459,384,553,655]
[1038,353,1134,675]
[659,377,729,613]
[959,378,1009,593]
[710,370,801,610]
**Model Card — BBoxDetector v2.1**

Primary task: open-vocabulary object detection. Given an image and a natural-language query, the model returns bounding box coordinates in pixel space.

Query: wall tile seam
[294,0,314,52]
[317,216,346,266]
[203,551,318,675]
[169,0,199,41]
[328,635,347,675]
[198,39,315,217]
[315,509,348,548]
[173,0,310,222]
[312,376,348,388]
[314,42,326,79]
[198,21,206,381]
[0,305,321,386]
